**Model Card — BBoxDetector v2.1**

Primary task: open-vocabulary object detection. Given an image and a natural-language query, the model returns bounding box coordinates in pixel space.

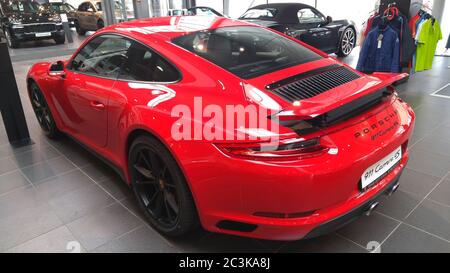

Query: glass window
[49,3,74,12]
[2,1,42,13]
[70,35,132,79]
[78,2,88,11]
[239,8,277,20]
[172,26,321,79]
[297,8,325,24]
[119,41,180,82]
[95,2,102,11]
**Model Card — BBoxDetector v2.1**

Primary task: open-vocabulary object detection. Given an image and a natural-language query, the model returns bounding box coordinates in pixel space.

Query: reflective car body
[27,16,414,241]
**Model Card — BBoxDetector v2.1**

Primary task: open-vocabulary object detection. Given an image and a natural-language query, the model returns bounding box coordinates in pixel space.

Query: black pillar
[0,40,32,147]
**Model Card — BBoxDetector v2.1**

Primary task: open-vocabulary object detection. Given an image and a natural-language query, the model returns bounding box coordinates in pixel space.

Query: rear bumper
[304,171,402,239]
[203,151,408,241]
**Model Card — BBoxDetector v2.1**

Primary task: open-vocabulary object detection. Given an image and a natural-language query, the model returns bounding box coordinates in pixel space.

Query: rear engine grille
[23,24,56,33]
[268,65,361,102]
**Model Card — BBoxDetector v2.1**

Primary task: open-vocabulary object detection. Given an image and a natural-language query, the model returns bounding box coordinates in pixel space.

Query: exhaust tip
[388,183,400,196]
[365,202,379,216]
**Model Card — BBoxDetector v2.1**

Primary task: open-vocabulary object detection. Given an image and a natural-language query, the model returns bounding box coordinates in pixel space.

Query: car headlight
[9,17,23,25]
[49,15,62,24]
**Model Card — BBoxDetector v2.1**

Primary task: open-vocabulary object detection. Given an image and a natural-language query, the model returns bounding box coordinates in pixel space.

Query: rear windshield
[172,26,321,79]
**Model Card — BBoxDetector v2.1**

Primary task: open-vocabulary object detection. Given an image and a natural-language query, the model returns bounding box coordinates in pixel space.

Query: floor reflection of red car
[27,16,414,241]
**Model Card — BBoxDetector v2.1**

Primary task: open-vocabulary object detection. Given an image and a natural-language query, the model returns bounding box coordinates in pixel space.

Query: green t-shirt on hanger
[416,19,442,72]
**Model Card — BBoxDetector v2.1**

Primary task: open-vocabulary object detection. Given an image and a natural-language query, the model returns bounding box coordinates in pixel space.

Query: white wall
[66,0,85,9]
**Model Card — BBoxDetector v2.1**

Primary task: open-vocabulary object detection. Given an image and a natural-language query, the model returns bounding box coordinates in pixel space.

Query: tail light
[215,137,327,161]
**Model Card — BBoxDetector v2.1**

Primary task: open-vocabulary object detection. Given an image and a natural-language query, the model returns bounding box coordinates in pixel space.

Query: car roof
[244,3,316,24]
[102,16,255,41]
[251,3,314,10]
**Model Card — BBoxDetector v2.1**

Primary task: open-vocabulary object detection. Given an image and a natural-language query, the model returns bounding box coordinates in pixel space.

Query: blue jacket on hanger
[357,25,401,73]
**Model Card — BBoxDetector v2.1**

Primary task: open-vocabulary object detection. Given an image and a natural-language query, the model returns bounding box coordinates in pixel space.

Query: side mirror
[326,16,333,24]
[49,61,66,78]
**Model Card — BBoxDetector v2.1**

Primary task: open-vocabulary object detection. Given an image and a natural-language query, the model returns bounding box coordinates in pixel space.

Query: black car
[0,0,65,48]
[41,2,76,28]
[239,3,356,57]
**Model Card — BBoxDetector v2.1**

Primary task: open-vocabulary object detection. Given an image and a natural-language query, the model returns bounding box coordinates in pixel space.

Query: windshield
[2,1,42,13]
[49,3,74,12]
[172,26,321,79]
[240,8,277,20]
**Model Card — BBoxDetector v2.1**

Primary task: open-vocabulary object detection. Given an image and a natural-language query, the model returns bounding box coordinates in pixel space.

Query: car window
[297,8,325,24]
[3,1,42,13]
[70,35,132,79]
[95,2,101,11]
[172,26,321,79]
[49,3,71,12]
[119,41,180,82]
[78,3,87,11]
[240,8,277,20]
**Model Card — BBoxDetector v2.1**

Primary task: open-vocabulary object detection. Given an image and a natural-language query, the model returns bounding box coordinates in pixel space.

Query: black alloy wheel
[129,136,198,236]
[29,82,60,138]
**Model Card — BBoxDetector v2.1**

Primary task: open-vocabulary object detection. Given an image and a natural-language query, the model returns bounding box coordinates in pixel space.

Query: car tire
[4,29,19,48]
[54,35,66,45]
[129,135,199,237]
[75,21,86,35]
[29,82,61,139]
[97,19,104,30]
[337,27,356,57]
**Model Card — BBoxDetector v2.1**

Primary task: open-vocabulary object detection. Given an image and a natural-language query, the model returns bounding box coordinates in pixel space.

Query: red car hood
[245,58,408,120]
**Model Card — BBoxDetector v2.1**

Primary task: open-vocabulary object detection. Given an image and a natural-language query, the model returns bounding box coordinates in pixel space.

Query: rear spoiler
[275,72,408,122]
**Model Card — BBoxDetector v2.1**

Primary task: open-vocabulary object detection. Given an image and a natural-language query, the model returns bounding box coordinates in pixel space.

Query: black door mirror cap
[48,61,66,78]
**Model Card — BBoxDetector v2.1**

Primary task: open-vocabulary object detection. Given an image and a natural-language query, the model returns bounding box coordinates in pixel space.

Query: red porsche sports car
[27,16,414,241]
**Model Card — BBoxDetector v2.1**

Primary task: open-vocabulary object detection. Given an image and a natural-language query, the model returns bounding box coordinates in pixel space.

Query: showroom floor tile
[0,52,450,253]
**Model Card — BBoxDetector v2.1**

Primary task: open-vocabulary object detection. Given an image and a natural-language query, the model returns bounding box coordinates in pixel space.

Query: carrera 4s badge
[355,110,400,141]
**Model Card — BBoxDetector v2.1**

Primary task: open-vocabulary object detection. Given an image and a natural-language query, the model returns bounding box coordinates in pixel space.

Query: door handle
[90,101,105,110]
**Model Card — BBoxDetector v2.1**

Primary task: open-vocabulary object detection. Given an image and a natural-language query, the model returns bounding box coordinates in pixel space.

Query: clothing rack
[379,0,411,18]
